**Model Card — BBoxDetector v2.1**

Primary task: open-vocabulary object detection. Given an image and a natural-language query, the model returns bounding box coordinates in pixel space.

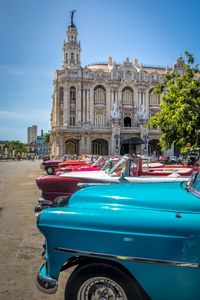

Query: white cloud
[0,65,54,77]
[0,111,22,119]
[0,110,50,121]
[0,110,51,142]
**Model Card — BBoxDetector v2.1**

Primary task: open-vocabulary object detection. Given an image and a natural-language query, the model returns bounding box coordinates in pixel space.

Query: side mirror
[120,171,125,179]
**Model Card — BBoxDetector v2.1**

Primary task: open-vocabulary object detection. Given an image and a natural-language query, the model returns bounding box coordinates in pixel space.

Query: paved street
[0,161,70,300]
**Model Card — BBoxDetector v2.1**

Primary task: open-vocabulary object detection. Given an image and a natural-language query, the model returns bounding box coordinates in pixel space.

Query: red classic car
[41,155,69,175]
[55,156,107,173]
[41,154,98,175]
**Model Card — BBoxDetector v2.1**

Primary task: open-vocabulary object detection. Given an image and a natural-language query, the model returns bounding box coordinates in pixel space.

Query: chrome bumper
[35,197,52,214]
[36,263,58,294]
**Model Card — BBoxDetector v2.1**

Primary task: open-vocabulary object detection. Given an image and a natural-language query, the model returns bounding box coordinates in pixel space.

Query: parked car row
[157,154,200,167]
[35,154,200,300]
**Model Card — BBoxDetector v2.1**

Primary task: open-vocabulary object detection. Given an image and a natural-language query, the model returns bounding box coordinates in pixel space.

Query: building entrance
[120,137,144,155]
[92,139,108,155]
[65,139,76,154]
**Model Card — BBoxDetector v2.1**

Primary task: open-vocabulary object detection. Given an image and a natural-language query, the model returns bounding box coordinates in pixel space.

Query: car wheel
[46,167,54,175]
[65,262,143,300]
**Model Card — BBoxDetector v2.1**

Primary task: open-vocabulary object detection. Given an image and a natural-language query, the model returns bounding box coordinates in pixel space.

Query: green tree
[44,133,50,144]
[148,51,200,153]
[4,141,29,158]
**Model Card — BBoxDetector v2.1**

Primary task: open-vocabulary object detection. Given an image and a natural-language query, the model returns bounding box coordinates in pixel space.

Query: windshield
[61,155,68,161]
[109,157,126,176]
[185,172,200,197]
[101,158,120,172]
[92,156,103,167]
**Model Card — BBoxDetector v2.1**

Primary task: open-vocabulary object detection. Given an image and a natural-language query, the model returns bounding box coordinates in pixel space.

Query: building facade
[36,130,49,159]
[50,14,185,158]
[27,125,38,144]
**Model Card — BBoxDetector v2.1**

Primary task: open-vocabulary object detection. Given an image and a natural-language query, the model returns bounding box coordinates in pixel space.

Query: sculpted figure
[139,104,147,119]
[70,9,76,26]
[111,102,120,119]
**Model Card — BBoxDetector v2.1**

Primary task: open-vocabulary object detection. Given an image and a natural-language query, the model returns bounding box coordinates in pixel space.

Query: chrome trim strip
[54,247,200,268]
[77,182,112,188]
[36,263,58,294]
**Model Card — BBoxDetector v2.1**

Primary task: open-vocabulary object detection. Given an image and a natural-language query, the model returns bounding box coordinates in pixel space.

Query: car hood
[68,182,200,213]
[42,159,62,164]
[60,170,106,178]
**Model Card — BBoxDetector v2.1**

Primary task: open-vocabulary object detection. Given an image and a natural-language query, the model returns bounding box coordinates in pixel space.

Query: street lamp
[114,134,120,153]
[143,134,148,155]
[74,131,82,157]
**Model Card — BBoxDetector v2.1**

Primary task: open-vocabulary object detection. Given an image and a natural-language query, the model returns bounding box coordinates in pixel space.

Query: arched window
[149,88,160,105]
[71,53,74,62]
[66,53,68,62]
[70,87,76,103]
[59,87,64,104]
[124,116,131,127]
[92,139,108,155]
[122,87,133,104]
[77,54,79,62]
[94,85,106,103]
[148,139,161,156]
[65,140,76,155]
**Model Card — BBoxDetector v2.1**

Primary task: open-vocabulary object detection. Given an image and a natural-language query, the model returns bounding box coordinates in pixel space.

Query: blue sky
[0,0,199,143]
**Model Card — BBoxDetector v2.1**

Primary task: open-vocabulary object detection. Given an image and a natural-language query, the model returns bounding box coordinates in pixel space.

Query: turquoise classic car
[36,172,200,300]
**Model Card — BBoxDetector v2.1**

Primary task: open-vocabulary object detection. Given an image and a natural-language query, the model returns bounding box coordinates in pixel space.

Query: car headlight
[36,211,42,227]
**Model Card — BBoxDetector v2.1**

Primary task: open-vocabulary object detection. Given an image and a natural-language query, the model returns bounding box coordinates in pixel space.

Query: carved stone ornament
[124,71,133,83]
[96,69,104,78]
[122,58,133,68]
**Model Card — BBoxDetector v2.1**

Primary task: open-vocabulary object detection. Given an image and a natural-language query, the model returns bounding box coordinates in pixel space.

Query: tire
[65,262,143,300]
[46,166,54,175]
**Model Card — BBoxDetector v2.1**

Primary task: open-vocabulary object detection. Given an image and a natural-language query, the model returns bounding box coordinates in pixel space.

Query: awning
[121,137,144,145]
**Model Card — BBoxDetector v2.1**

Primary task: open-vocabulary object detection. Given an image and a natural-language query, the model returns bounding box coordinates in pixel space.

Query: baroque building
[50,13,185,157]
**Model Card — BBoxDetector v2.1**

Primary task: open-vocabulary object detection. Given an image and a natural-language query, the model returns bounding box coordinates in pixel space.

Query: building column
[63,86,68,126]
[82,89,86,123]
[67,87,71,126]
[134,88,139,124]
[110,89,114,116]
[86,135,92,154]
[56,135,60,157]
[77,83,82,124]
[59,134,65,156]
[79,138,84,155]
[55,86,60,126]
[90,88,94,125]
[86,90,90,123]
[106,87,111,125]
